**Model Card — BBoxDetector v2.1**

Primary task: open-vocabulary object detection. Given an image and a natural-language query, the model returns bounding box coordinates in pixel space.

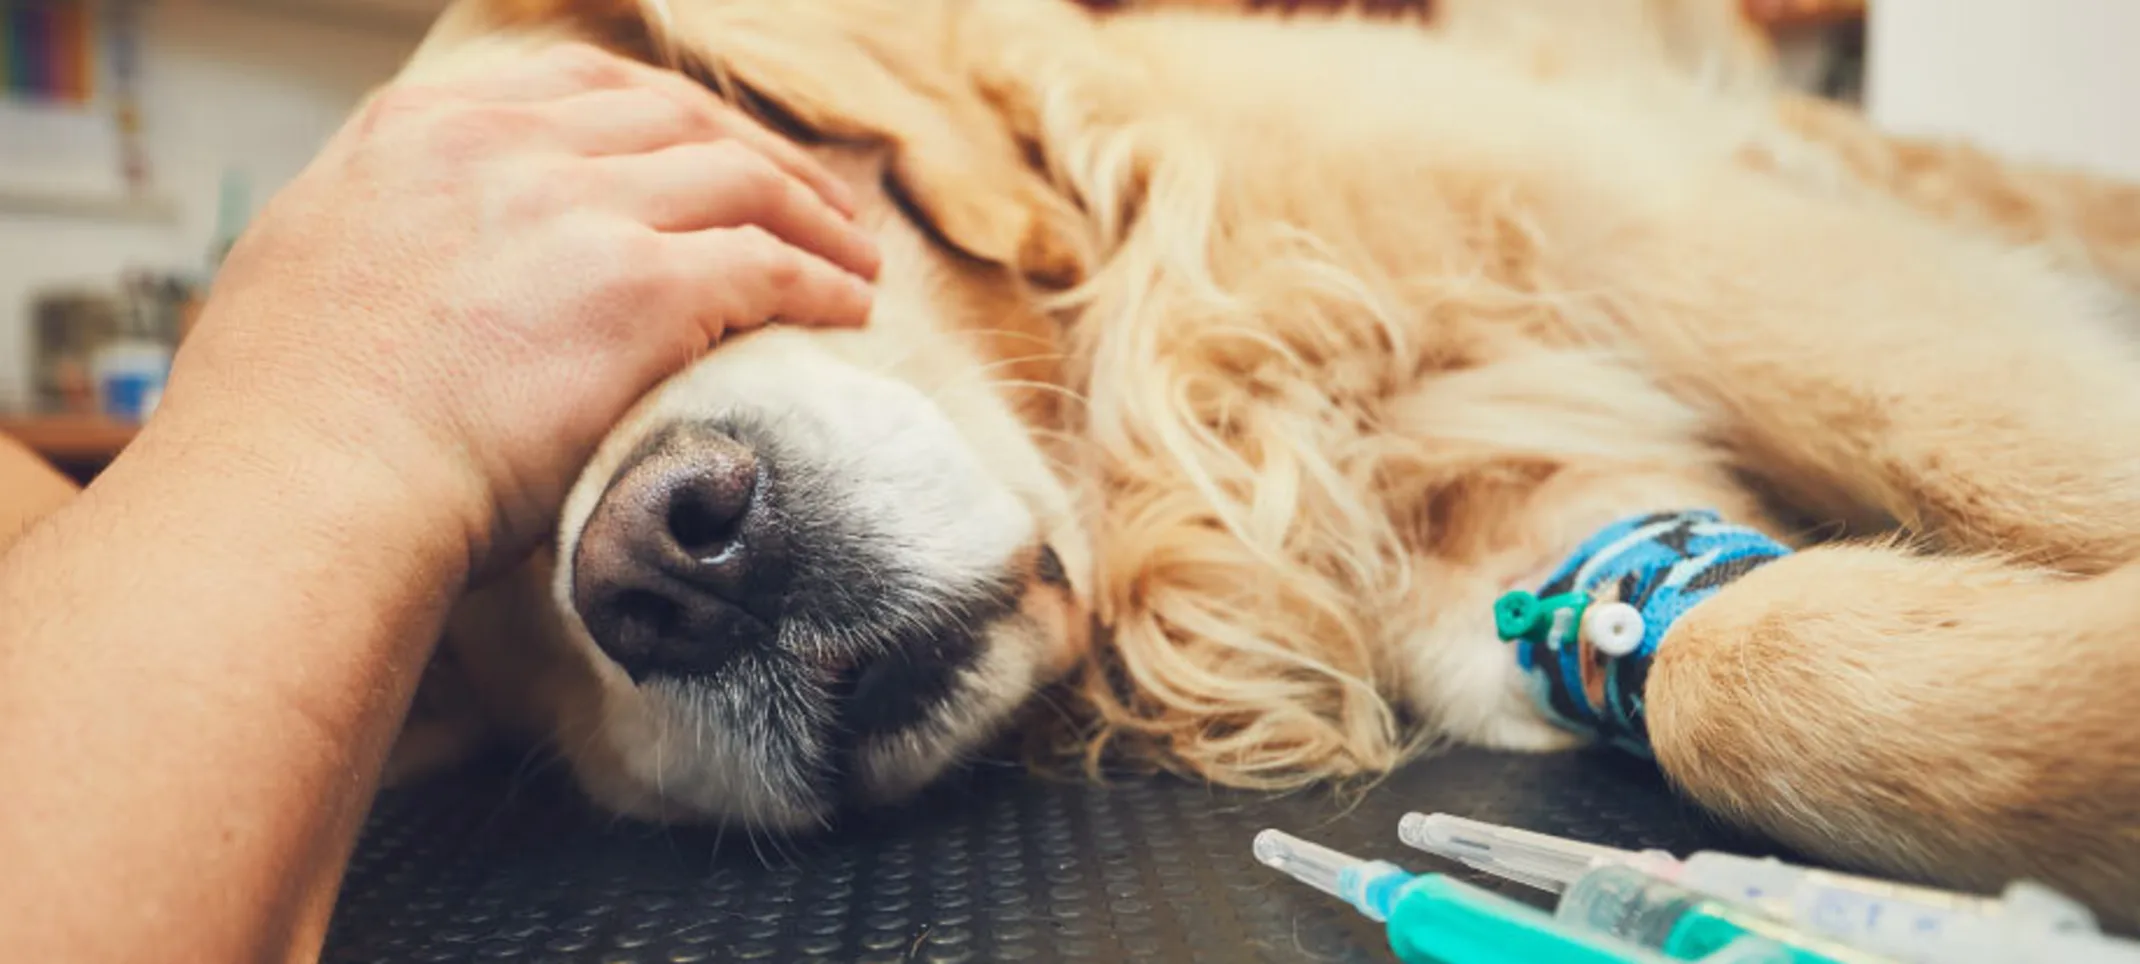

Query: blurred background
[0,0,2132,481]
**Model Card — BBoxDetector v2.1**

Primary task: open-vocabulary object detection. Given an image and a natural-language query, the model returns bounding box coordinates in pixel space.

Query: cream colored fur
[394,0,2140,926]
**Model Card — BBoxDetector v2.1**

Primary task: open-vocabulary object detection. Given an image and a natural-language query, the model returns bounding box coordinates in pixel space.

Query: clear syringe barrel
[1398,812,1667,892]
[1671,853,2105,964]
[1559,863,1899,964]
[1666,856,2140,964]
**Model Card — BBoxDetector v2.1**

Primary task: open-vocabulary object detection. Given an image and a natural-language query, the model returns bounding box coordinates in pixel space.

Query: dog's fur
[387,0,2140,925]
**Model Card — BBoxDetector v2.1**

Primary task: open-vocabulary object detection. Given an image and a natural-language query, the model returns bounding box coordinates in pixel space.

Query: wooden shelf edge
[0,188,180,224]
[0,414,142,462]
[1745,0,1866,31]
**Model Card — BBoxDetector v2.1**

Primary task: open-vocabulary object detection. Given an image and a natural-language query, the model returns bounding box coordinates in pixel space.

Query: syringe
[1398,813,2140,964]
[1252,828,1817,964]
[1560,860,1904,963]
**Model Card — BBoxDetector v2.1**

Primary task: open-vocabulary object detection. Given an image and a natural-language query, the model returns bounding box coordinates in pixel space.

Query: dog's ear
[635,0,1095,288]
[397,0,667,88]
[405,0,1095,286]
[878,126,1092,290]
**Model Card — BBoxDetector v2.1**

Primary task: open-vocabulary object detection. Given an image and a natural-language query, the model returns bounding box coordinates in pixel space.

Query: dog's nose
[571,426,784,681]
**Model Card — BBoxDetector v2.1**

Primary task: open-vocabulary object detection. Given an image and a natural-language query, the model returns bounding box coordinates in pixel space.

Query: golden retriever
[385,0,2140,926]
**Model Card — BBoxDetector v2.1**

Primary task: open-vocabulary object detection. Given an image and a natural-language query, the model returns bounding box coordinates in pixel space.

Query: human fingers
[415,39,861,218]
[542,78,859,217]
[601,56,859,217]
[319,43,646,163]
[595,141,880,280]
[440,41,647,103]
[660,225,876,345]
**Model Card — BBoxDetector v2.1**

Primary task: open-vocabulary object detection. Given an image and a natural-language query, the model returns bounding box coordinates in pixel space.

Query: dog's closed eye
[1037,545,1069,588]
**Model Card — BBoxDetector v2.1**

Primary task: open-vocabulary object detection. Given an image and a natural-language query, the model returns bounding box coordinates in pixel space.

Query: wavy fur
[399,0,2140,925]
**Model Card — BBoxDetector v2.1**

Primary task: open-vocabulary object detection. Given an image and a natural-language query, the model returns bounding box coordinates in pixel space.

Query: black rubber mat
[324,745,1784,963]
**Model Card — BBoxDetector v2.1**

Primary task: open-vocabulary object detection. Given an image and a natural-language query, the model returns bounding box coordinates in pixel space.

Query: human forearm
[0,404,472,963]
[0,433,80,551]
[0,41,881,962]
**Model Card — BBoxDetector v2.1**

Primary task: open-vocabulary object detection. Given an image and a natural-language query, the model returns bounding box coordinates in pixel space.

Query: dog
[385,0,2140,925]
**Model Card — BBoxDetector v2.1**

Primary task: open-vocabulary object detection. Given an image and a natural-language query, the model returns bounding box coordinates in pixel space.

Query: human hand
[160,42,879,579]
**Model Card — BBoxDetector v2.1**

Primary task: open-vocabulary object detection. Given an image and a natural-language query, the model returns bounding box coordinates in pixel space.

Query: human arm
[0,433,77,551]
[0,42,876,964]
[0,405,478,961]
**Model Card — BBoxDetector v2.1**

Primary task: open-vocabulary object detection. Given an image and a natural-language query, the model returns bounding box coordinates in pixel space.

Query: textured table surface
[325,745,1783,963]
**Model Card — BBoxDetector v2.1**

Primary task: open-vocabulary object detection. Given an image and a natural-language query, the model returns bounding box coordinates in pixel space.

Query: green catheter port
[1494,589,1592,646]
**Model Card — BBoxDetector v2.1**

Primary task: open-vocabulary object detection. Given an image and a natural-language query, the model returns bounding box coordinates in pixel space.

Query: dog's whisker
[949,326,1065,352]
[744,825,772,871]
[984,377,1092,410]
[966,350,1074,376]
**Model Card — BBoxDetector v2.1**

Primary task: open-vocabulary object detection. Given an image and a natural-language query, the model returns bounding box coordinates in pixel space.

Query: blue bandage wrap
[1502,509,1791,757]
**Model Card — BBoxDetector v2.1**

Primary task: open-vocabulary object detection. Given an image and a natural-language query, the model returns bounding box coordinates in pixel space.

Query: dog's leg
[1647,547,2140,927]
[1389,461,1780,754]
[1578,168,2140,575]
[1763,93,2140,303]
[1573,172,2140,924]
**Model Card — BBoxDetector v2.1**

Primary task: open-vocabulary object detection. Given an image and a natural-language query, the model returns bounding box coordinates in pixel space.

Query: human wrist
[114,381,490,595]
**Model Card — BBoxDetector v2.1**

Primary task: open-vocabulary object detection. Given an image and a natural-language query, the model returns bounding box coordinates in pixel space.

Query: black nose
[571,425,785,681]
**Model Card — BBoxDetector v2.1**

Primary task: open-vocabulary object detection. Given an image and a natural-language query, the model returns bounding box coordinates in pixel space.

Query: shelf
[206,0,443,35]
[1745,0,1867,31]
[0,414,141,463]
[0,188,179,224]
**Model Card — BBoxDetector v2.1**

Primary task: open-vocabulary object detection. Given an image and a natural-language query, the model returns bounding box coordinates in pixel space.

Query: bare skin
[0,42,878,964]
[0,435,78,551]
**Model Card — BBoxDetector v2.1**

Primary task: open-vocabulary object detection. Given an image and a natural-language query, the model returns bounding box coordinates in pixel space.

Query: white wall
[0,3,423,410]
[1866,0,2140,181]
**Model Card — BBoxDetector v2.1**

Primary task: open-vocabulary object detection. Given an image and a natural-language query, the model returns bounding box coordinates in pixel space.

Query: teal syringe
[1398,813,2140,964]
[1251,829,1809,964]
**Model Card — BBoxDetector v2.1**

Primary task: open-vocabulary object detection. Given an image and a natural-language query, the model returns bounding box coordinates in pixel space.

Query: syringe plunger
[1399,812,1652,892]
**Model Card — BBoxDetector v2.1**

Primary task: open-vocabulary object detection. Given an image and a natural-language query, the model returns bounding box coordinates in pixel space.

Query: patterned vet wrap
[1503,509,1792,757]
